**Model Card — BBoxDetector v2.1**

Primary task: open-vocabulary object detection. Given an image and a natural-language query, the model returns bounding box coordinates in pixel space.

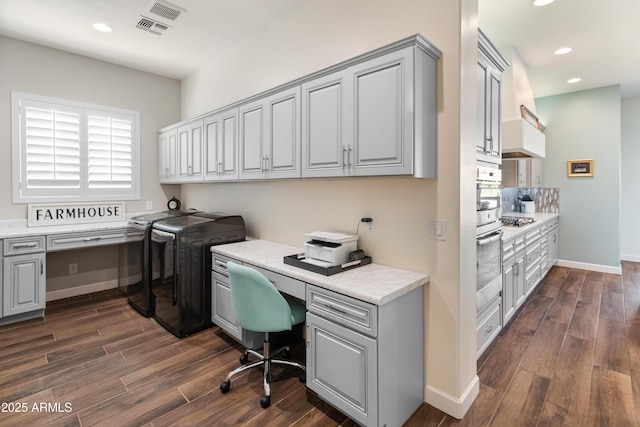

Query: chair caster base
[260,395,270,408]
[220,380,230,393]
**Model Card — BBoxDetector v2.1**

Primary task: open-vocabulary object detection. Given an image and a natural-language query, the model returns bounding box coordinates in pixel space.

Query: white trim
[621,254,640,263]
[555,259,621,275]
[46,279,118,302]
[424,375,480,420]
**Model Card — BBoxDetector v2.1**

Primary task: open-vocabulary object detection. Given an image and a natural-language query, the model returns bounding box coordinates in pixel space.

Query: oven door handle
[477,230,502,246]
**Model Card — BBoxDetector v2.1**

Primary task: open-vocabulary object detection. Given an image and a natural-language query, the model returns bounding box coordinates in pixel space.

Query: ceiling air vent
[136,16,170,35]
[146,0,186,21]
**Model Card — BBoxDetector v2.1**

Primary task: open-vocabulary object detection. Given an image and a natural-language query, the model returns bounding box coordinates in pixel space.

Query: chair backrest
[226,261,293,333]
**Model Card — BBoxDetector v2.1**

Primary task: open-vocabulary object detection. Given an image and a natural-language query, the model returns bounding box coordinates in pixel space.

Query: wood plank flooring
[1,262,639,426]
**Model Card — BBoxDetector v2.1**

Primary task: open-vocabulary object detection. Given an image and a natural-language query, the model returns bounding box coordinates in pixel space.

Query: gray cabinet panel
[3,253,45,316]
[306,312,377,427]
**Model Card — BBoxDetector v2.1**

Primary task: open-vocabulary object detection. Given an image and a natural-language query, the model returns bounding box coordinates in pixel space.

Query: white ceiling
[479,0,640,99]
[0,0,638,99]
[0,0,306,80]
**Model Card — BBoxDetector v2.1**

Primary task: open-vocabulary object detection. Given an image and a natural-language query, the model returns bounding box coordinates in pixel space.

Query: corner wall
[621,97,640,262]
[536,86,622,272]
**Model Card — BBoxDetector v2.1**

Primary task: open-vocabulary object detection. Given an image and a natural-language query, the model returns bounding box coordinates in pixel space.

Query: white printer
[303,231,358,267]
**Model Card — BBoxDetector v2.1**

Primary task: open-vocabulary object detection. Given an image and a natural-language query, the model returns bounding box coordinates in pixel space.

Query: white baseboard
[424,375,479,419]
[46,280,119,302]
[555,259,621,275]
[621,254,640,263]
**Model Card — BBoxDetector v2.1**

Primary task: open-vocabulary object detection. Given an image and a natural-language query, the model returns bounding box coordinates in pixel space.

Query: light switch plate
[427,220,446,241]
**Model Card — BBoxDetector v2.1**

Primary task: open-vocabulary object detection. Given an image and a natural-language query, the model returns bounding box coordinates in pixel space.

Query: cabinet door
[502,260,516,324]
[487,69,502,158]
[476,59,489,155]
[178,120,203,182]
[301,69,351,177]
[211,274,242,340]
[265,86,301,178]
[350,47,414,176]
[3,253,45,316]
[159,129,178,183]
[306,312,377,427]
[514,255,526,308]
[238,99,266,179]
[204,109,239,181]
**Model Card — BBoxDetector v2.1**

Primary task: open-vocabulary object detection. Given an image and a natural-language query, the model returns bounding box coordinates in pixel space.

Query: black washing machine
[118,210,197,316]
[150,214,245,337]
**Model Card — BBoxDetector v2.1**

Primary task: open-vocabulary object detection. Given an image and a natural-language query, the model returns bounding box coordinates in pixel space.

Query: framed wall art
[567,159,594,177]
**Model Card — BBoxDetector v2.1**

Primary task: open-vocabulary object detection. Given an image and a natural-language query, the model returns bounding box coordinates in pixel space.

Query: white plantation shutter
[12,93,140,202]
[24,104,81,190]
[87,113,134,190]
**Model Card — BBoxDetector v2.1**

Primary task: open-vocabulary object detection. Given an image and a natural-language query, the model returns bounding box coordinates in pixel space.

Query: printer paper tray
[283,254,371,276]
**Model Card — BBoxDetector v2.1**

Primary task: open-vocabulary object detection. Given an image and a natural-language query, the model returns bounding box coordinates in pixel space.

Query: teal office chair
[219,261,306,408]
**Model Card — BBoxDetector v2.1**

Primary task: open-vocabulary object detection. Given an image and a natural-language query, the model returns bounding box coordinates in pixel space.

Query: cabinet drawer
[4,236,45,255]
[47,229,127,251]
[251,265,306,301]
[477,300,501,357]
[526,264,542,291]
[212,253,234,276]
[525,241,541,267]
[307,284,377,338]
[525,228,541,244]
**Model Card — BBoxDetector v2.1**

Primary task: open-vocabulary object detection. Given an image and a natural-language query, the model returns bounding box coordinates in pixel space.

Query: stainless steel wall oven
[476,165,502,314]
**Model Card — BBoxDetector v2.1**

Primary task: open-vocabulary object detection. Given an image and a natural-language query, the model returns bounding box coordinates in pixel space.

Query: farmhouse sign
[28,202,126,227]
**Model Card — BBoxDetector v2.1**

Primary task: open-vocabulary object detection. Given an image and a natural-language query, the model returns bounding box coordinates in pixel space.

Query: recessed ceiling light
[567,78,581,84]
[93,22,112,33]
[555,47,572,55]
[534,0,555,6]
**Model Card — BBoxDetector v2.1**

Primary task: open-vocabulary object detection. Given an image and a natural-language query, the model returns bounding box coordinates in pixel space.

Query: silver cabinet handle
[342,146,347,168]
[12,242,38,248]
[347,145,352,167]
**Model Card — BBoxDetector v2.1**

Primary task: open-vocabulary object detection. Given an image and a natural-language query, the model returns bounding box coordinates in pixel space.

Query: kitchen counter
[501,212,559,240]
[0,218,129,239]
[211,239,429,306]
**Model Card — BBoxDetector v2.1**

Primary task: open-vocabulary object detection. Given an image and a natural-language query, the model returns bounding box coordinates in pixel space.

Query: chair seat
[284,294,306,325]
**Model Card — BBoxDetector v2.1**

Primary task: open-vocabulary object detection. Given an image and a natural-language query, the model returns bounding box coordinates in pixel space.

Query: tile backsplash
[502,187,560,214]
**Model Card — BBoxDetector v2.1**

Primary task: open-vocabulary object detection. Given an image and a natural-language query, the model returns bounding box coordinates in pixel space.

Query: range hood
[501,48,546,159]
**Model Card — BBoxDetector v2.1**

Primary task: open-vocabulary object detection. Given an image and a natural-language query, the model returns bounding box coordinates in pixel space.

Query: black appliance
[150,214,245,337]
[118,210,196,316]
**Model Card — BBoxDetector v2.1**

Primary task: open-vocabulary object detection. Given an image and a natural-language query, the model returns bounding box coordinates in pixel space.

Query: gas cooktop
[501,216,535,227]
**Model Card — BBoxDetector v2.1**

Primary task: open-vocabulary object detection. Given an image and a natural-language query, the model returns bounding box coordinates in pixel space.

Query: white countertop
[211,239,429,306]
[0,218,129,239]
[501,212,559,241]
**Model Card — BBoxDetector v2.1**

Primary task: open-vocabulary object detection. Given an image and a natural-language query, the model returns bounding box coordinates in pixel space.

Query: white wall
[180,0,480,417]
[0,35,182,220]
[621,97,640,261]
[536,86,622,272]
[0,35,182,292]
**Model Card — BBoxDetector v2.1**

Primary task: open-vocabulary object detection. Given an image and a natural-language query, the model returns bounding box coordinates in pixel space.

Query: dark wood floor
[1,262,639,426]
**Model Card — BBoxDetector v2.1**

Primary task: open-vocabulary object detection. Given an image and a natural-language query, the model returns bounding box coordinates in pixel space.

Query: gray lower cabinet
[210,253,263,349]
[306,284,424,427]
[502,218,559,326]
[2,236,46,320]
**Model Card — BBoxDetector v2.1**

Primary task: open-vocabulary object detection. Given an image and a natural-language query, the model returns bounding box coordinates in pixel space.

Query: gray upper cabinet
[159,128,178,183]
[302,41,439,178]
[178,119,204,182]
[301,68,351,177]
[477,30,508,165]
[203,108,239,181]
[239,86,301,180]
[159,34,441,183]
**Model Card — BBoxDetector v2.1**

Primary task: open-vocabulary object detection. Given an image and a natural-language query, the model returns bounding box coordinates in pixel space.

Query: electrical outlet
[146,200,153,210]
[69,263,78,275]
[361,217,374,232]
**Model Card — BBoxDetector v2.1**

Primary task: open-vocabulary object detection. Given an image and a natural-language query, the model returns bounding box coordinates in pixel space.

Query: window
[12,92,140,202]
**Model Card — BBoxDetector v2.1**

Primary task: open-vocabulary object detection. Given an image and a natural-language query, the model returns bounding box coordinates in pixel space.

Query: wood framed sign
[28,201,126,227]
[567,159,594,177]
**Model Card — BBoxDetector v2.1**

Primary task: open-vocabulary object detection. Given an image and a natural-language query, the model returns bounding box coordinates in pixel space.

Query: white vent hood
[501,48,546,159]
